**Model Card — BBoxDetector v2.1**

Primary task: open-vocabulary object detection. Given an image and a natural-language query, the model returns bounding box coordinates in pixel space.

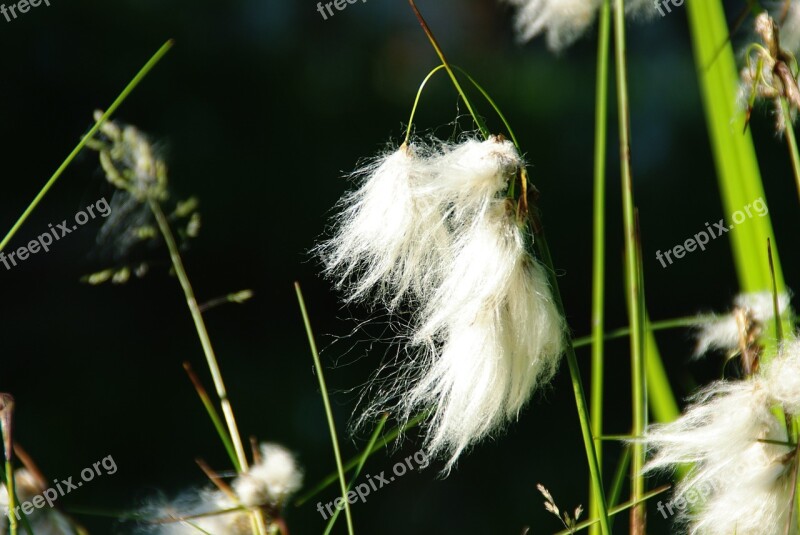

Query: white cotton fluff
[403,139,562,469]
[504,0,656,51]
[404,201,564,468]
[505,0,602,51]
[318,144,449,309]
[693,291,790,356]
[137,443,302,534]
[765,339,800,414]
[0,470,78,535]
[643,379,797,535]
[780,1,800,56]
[232,443,303,508]
[332,135,565,470]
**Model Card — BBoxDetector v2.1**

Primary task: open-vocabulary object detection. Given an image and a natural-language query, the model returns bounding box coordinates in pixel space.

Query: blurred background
[0,0,798,533]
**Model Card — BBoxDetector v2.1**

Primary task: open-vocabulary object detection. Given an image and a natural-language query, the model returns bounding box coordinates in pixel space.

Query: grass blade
[294,282,355,535]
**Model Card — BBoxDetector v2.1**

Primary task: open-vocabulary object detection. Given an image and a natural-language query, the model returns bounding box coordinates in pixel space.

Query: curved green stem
[407,0,489,138]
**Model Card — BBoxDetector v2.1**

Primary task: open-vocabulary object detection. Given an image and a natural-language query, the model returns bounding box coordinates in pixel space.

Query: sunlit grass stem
[589,1,611,533]
[295,283,355,535]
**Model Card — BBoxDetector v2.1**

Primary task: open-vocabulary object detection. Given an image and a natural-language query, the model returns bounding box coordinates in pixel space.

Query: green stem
[149,199,248,474]
[5,460,15,535]
[0,39,173,253]
[533,229,611,535]
[612,0,646,531]
[323,415,388,535]
[295,283,355,535]
[589,1,611,533]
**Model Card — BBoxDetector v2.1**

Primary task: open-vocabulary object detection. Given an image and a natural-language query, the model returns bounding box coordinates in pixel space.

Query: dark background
[0,0,797,533]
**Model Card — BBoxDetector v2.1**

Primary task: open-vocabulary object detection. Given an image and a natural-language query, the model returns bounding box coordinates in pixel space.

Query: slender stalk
[295,283,355,535]
[532,225,612,535]
[149,199,248,473]
[183,362,240,471]
[0,39,173,253]
[405,64,447,145]
[323,415,388,534]
[589,1,611,533]
[611,1,645,532]
[150,200,267,535]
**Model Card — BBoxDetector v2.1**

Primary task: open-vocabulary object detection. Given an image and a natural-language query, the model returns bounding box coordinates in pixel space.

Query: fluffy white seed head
[765,339,800,414]
[232,443,303,508]
[331,135,564,470]
[137,443,302,534]
[505,0,602,51]
[404,196,563,470]
[643,378,797,534]
[693,291,790,356]
[318,144,450,309]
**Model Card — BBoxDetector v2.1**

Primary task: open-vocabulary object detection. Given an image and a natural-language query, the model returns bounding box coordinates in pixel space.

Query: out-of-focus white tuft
[504,0,602,51]
[693,291,790,356]
[335,135,565,471]
[643,379,797,534]
[779,1,800,55]
[233,443,303,508]
[0,469,80,535]
[765,339,800,414]
[136,443,302,534]
[503,0,657,51]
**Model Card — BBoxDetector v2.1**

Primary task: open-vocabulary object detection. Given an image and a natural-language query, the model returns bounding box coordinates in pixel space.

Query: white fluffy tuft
[505,0,602,51]
[330,135,565,470]
[233,443,303,508]
[693,291,790,356]
[135,442,302,534]
[0,469,79,535]
[643,379,796,534]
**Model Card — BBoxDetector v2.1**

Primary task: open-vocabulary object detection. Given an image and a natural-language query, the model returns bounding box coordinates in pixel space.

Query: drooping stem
[407,0,489,138]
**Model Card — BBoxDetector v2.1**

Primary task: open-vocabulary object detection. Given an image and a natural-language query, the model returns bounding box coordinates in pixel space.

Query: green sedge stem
[323,415,388,535]
[295,283,355,535]
[149,200,249,474]
[589,1,611,533]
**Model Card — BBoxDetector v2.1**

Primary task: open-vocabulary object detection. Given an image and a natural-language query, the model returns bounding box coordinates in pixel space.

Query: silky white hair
[0,469,79,535]
[324,135,565,470]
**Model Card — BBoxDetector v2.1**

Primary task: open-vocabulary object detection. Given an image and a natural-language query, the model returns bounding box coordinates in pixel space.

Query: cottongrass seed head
[503,0,657,52]
[643,347,800,534]
[326,135,565,471]
[136,442,302,534]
